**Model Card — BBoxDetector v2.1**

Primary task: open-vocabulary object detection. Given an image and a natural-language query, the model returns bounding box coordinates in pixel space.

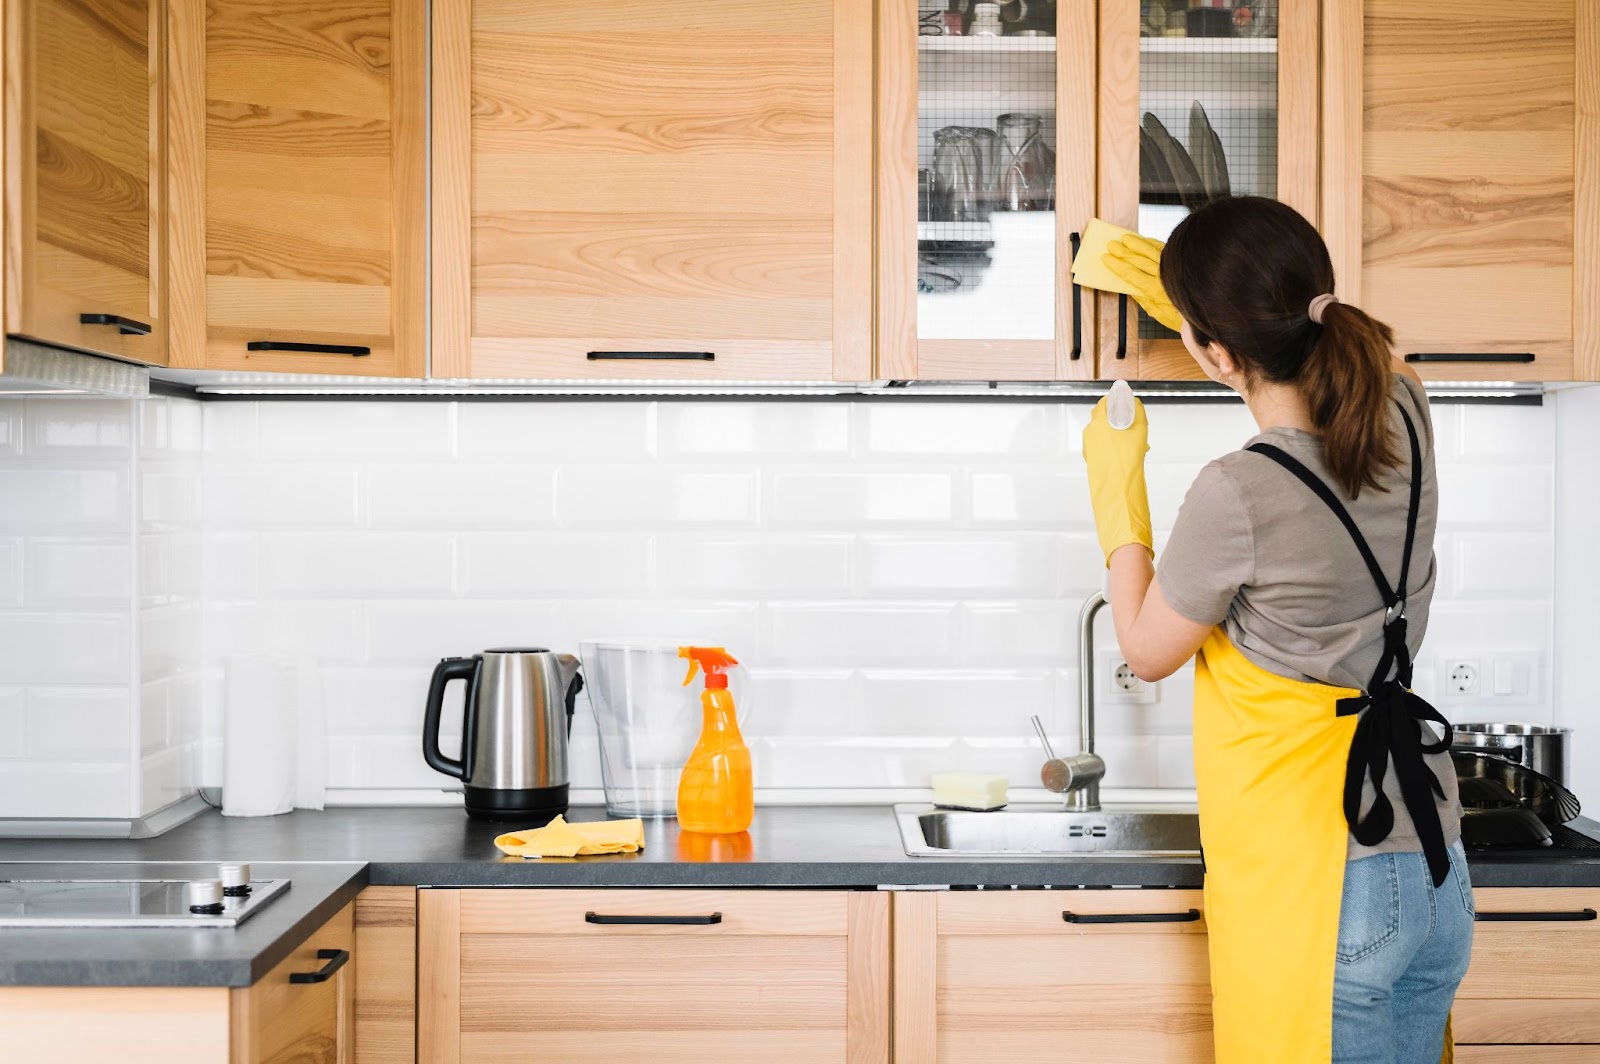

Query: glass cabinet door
[878,0,1097,380]
[1096,0,1319,379]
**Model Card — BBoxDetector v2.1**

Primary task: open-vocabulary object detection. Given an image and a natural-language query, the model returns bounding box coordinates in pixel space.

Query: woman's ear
[1211,343,1238,379]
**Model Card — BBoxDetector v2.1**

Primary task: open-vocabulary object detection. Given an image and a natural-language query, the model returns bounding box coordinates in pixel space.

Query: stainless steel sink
[896,803,1202,858]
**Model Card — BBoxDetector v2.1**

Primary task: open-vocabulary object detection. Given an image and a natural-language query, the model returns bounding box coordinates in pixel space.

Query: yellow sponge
[1070,217,1143,297]
[930,772,1008,812]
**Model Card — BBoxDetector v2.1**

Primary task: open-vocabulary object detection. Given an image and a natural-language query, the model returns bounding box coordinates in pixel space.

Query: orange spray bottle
[676,647,753,834]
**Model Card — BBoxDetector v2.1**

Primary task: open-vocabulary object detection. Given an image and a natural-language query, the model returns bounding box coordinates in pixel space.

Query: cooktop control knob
[219,862,252,897]
[187,879,224,915]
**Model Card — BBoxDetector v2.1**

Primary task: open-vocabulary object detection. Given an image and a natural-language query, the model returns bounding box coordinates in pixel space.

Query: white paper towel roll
[222,657,327,816]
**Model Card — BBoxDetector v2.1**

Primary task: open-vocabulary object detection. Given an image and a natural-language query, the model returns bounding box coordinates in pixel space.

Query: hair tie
[1308,293,1339,324]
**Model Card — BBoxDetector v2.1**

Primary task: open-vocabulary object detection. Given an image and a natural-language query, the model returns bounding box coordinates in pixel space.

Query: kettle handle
[423,657,479,780]
[564,671,585,736]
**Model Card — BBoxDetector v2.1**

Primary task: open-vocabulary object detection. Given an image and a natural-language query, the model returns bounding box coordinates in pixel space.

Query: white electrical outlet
[1442,659,1481,696]
[1099,652,1158,704]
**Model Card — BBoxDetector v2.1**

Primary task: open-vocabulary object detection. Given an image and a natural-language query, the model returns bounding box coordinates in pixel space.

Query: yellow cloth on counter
[494,816,645,859]
[1069,218,1143,297]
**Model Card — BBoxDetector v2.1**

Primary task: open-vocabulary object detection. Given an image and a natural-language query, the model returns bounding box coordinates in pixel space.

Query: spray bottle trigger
[681,658,701,687]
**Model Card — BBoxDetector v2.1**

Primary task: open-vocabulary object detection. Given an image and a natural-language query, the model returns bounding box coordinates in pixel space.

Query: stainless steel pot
[1451,723,1571,786]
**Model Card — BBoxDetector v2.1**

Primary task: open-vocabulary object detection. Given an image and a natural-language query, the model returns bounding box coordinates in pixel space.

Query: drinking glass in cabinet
[915,22,1058,342]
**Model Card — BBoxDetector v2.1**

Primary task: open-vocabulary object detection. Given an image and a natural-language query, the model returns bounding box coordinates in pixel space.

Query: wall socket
[1445,659,1481,695]
[1099,652,1159,704]
[1437,654,1539,703]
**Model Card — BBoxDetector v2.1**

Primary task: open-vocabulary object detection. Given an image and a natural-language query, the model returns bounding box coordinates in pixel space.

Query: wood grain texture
[1453,999,1600,1046]
[353,886,415,1064]
[1578,0,1598,381]
[467,0,848,381]
[470,338,833,382]
[916,339,1061,381]
[874,0,918,380]
[1323,0,1363,305]
[1460,889,1600,1001]
[4,0,20,337]
[417,889,461,1064]
[846,891,891,1064]
[1456,1049,1600,1064]
[1054,0,1097,381]
[831,0,872,383]
[458,888,848,935]
[165,0,205,368]
[0,986,231,1064]
[892,891,939,1063]
[1362,0,1578,380]
[1277,0,1319,225]
[427,0,469,378]
[0,0,7,372]
[10,0,165,362]
[203,0,421,377]
[230,900,355,1064]
[1095,0,1139,381]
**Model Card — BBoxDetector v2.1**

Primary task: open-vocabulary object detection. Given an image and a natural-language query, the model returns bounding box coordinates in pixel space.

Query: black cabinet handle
[1069,232,1083,361]
[1116,294,1128,359]
[288,948,350,984]
[587,351,716,361]
[79,313,151,336]
[247,341,371,357]
[1063,908,1201,925]
[1475,908,1598,923]
[585,912,723,926]
[1404,353,1535,364]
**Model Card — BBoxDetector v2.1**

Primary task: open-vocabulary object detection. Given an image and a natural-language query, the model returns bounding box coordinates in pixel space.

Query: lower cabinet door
[418,888,889,1064]
[1455,1051,1600,1064]
[231,901,355,1064]
[1453,888,1600,1046]
[894,890,1213,1064]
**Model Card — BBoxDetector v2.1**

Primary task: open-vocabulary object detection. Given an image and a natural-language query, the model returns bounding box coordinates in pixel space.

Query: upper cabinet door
[1097,0,1320,379]
[876,0,1097,381]
[432,0,873,382]
[5,0,167,365]
[174,0,426,377]
[1325,0,1598,382]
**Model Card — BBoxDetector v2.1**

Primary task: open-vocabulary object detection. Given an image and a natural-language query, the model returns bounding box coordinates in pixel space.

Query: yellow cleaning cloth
[1070,218,1142,297]
[494,815,645,859]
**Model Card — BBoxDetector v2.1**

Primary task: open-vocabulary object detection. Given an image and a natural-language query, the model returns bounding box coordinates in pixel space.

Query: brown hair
[1158,197,1400,498]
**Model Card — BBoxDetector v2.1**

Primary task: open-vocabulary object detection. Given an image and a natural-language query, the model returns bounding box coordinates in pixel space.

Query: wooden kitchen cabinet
[164,0,426,377]
[418,888,890,1064]
[4,0,170,365]
[1454,888,1600,1049]
[893,889,1214,1063]
[1323,0,1599,382]
[429,0,872,383]
[231,899,356,1064]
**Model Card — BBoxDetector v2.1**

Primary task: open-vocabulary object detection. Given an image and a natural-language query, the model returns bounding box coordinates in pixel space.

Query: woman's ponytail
[1159,197,1406,499]
[1299,302,1400,498]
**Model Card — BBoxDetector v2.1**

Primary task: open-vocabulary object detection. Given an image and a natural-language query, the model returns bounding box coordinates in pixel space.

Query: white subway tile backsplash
[656,535,852,596]
[26,687,132,759]
[0,467,127,531]
[366,600,563,661]
[256,402,455,461]
[856,669,1055,736]
[207,601,368,662]
[141,469,202,531]
[1146,464,1209,530]
[0,613,130,684]
[370,465,556,528]
[322,664,437,736]
[1436,466,1553,529]
[0,402,20,457]
[1456,533,1555,597]
[969,470,1092,528]
[139,398,204,455]
[753,737,956,788]
[141,747,195,816]
[556,468,758,528]
[0,761,132,818]
[258,533,456,596]
[658,404,850,458]
[141,533,203,606]
[204,534,258,597]
[24,399,132,456]
[562,600,761,655]
[142,603,202,682]
[1144,403,1256,463]
[206,466,360,529]
[962,602,1074,665]
[27,538,131,606]
[737,669,858,736]
[764,603,956,666]
[461,533,651,596]
[0,687,24,755]
[863,404,1060,457]
[1457,407,1554,463]
[458,403,652,461]
[768,470,954,526]
[203,403,257,457]
[859,535,1062,597]
[0,538,20,607]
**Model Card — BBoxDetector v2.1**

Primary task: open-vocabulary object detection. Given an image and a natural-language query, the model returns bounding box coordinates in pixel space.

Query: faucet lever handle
[1030,715,1058,761]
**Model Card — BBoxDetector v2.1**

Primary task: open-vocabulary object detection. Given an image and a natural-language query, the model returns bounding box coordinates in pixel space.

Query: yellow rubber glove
[1082,393,1153,566]
[1103,234,1183,333]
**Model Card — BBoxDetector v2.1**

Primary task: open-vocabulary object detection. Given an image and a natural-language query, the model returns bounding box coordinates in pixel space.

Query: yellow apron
[1195,633,1454,1064]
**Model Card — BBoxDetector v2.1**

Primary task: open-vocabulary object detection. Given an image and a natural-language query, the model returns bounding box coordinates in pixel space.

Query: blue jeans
[1332,841,1475,1064]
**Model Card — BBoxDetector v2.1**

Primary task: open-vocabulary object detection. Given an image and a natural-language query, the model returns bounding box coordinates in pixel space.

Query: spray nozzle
[1106,379,1137,430]
[680,646,740,690]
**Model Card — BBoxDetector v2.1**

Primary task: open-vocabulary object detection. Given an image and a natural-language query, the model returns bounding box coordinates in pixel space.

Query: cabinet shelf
[918,34,1056,52]
[1140,36,1277,55]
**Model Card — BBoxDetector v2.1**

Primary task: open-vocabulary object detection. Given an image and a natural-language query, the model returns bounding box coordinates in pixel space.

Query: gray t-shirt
[1159,375,1461,859]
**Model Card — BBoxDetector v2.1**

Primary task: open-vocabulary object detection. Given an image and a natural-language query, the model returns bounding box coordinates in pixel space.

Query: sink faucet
[1033,591,1109,810]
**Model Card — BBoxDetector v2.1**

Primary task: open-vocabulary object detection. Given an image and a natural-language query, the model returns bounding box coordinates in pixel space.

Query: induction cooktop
[0,876,290,928]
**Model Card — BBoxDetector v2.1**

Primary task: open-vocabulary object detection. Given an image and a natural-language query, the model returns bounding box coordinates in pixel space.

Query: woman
[1083,197,1472,1064]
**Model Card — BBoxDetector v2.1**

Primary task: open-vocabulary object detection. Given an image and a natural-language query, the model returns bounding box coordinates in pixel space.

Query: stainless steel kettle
[423,648,584,821]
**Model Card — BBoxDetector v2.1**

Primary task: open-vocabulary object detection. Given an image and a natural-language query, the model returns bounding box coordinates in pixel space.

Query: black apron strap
[1246,403,1452,887]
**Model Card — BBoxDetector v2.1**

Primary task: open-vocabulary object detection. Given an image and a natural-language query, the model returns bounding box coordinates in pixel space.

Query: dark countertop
[0,861,365,988]
[2,805,1598,987]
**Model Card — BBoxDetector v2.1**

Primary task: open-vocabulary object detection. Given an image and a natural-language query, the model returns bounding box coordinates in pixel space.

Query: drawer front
[232,901,355,1064]
[1456,1049,1600,1064]
[1456,889,1600,1045]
